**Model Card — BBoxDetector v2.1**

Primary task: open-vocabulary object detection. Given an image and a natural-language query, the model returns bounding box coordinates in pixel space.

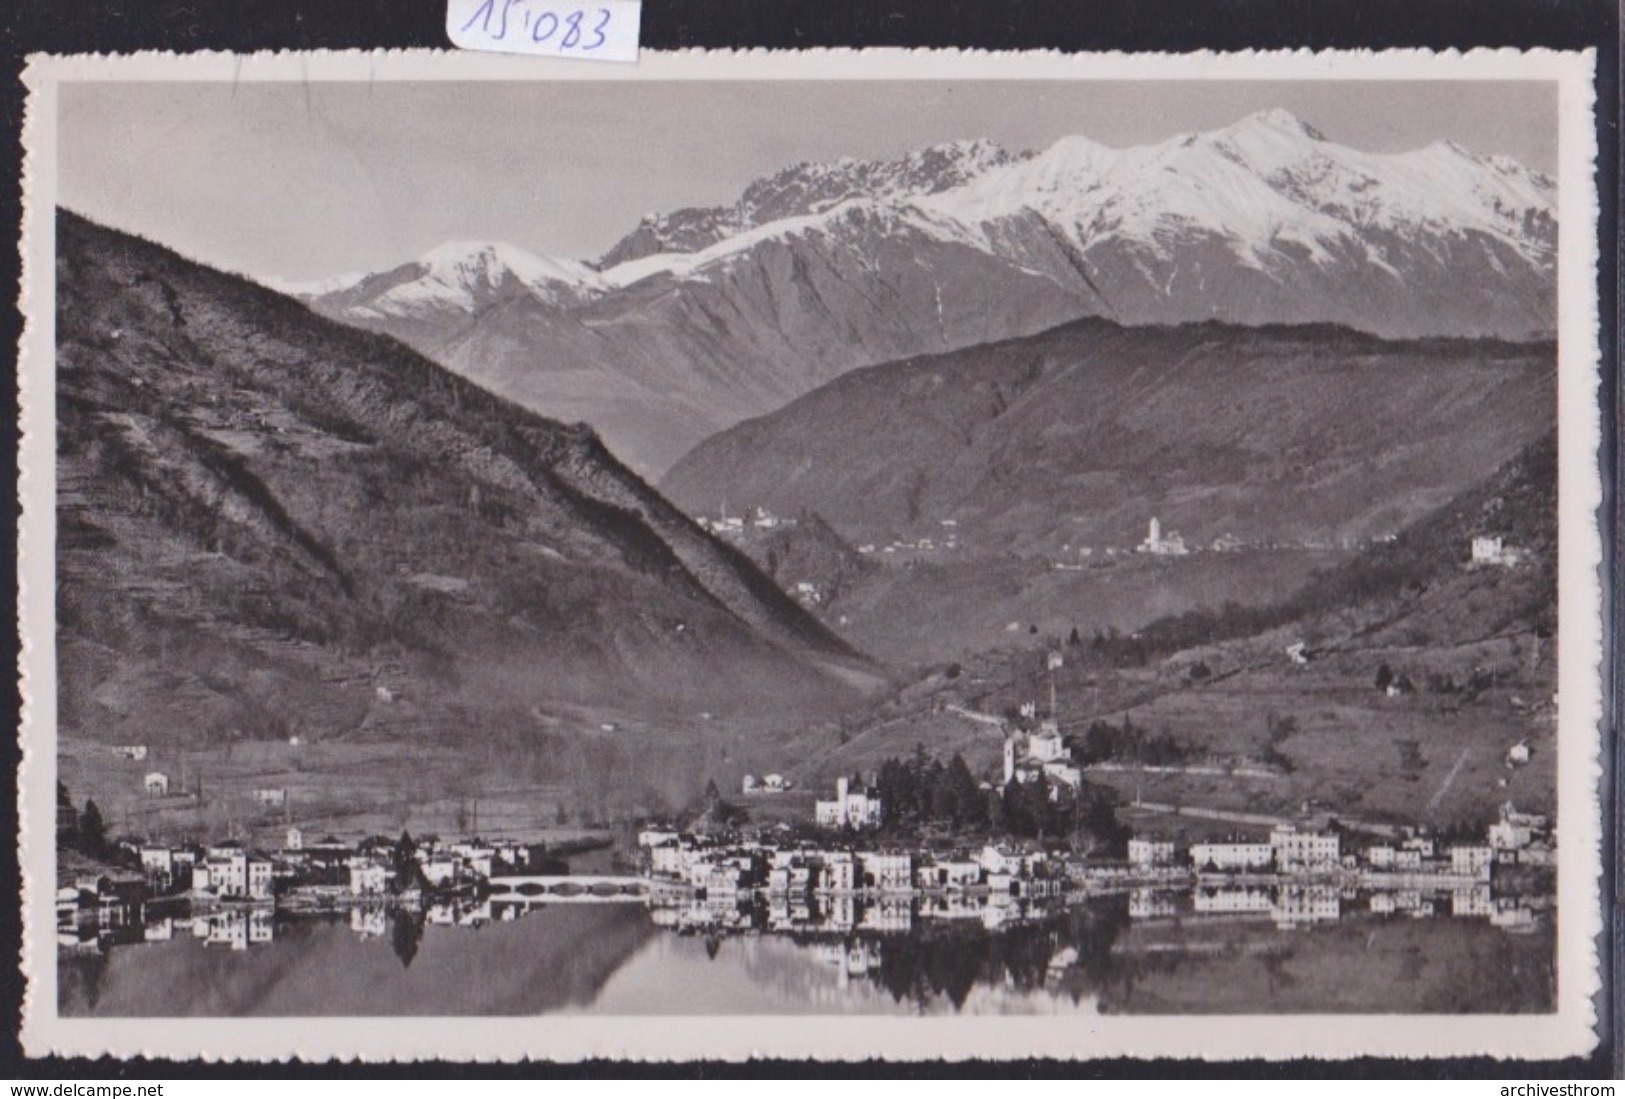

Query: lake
[58,886,1555,1016]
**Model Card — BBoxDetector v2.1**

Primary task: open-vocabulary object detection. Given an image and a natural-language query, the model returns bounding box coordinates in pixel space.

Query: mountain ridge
[286,109,1556,477]
[659,314,1556,555]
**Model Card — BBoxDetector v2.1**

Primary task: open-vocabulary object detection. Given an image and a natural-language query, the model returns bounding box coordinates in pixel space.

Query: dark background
[1,0,1618,1080]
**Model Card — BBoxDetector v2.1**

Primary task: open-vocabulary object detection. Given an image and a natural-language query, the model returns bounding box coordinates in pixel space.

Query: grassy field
[61,734,608,846]
[800,595,1555,834]
[828,549,1343,667]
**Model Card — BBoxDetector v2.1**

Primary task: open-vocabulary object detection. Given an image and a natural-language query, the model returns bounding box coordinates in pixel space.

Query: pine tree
[78,799,106,855]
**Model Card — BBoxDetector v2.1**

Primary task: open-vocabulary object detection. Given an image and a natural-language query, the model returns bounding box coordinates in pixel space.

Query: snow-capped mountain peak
[296,239,607,322]
[415,240,604,298]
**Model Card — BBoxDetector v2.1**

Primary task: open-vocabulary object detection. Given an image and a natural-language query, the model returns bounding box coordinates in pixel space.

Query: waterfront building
[139,845,175,882]
[418,856,460,887]
[920,858,982,890]
[859,851,914,891]
[195,850,274,900]
[347,856,392,896]
[1270,825,1340,871]
[1190,840,1273,873]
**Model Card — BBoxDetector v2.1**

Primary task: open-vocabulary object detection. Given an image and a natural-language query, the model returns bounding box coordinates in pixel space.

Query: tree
[1375,663,1394,691]
[78,799,107,856]
[57,781,77,842]
[1068,627,1083,647]
[946,754,985,827]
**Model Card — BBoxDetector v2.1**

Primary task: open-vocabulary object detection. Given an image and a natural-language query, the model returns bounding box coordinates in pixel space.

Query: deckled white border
[16,47,1604,1063]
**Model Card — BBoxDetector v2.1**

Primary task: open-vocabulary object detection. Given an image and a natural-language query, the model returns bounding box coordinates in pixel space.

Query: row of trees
[58,780,110,859]
[872,751,987,831]
[1066,717,1189,767]
[861,748,1127,850]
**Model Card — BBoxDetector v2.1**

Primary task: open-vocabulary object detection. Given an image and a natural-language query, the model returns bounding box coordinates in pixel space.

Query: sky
[58,80,1557,282]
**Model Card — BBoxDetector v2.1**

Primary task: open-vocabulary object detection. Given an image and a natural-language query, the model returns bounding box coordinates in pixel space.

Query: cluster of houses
[740,772,794,795]
[103,827,560,905]
[694,506,795,537]
[1125,803,1553,882]
[638,829,1063,902]
[56,872,148,938]
[856,521,962,559]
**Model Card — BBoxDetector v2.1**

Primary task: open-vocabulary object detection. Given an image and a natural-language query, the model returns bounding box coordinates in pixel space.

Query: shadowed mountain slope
[54,210,879,768]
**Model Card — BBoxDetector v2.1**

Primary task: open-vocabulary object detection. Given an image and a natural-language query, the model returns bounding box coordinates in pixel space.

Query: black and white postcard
[16,47,1604,1062]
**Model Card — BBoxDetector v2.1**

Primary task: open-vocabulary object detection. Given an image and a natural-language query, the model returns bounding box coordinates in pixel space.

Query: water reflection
[59,884,1554,1017]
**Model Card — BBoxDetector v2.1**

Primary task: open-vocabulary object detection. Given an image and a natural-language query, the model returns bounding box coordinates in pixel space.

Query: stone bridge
[486,875,667,904]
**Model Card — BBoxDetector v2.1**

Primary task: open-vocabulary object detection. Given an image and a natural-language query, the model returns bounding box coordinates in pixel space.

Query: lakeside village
[60,728,1554,958]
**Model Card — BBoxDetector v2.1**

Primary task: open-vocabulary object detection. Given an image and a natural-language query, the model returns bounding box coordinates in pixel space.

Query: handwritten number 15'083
[461,0,613,49]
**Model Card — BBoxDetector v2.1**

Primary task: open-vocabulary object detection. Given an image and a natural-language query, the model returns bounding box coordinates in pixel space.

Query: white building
[1028,724,1067,763]
[1042,761,1083,790]
[814,777,882,830]
[859,852,914,892]
[284,827,304,851]
[139,846,174,880]
[347,857,393,896]
[1139,517,1190,556]
[113,745,148,761]
[921,859,982,890]
[1270,826,1340,872]
[1471,535,1522,567]
[816,852,858,893]
[195,851,274,900]
[1190,840,1274,873]
[1127,837,1178,870]
[253,788,287,807]
[143,772,170,797]
[741,774,758,794]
